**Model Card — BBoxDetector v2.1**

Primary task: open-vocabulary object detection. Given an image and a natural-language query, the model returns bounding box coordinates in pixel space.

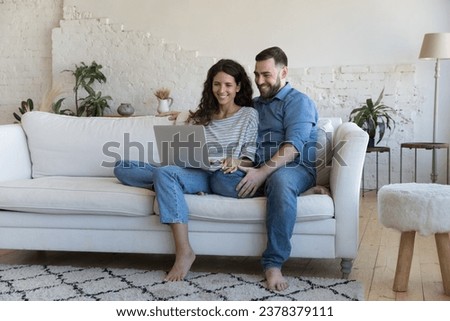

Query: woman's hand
[220,157,240,174]
[220,157,254,174]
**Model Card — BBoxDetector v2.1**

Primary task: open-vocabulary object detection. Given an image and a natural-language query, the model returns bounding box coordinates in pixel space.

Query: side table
[362,146,391,196]
[400,142,449,184]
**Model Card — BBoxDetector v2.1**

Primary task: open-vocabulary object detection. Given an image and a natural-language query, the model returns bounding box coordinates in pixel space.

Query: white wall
[0,0,63,123]
[64,0,448,66]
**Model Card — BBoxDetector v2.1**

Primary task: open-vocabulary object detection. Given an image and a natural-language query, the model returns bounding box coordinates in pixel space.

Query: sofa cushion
[20,111,173,178]
[316,119,333,186]
[154,193,334,223]
[0,177,154,216]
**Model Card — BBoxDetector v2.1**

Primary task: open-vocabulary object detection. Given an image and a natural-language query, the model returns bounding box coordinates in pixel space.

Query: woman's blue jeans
[113,160,155,189]
[114,160,211,224]
[210,165,315,271]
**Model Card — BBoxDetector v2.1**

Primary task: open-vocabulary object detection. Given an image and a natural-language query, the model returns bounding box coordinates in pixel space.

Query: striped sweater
[204,107,258,164]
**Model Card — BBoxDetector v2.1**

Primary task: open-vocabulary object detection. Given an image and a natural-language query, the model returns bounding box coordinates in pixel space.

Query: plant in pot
[13,87,71,121]
[65,61,112,117]
[349,89,396,148]
[41,86,73,116]
[13,98,34,122]
[154,87,173,114]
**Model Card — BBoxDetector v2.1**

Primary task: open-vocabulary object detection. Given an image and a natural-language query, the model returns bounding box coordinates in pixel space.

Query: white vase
[157,98,173,114]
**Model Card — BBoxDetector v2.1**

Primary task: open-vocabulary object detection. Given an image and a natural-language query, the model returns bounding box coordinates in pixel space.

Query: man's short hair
[255,46,288,67]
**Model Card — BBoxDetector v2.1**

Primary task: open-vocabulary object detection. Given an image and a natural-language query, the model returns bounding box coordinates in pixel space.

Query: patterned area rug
[0,264,364,301]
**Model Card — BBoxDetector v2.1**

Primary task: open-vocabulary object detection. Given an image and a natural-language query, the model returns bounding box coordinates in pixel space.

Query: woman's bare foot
[164,248,196,282]
[164,223,196,281]
[265,267,289,291]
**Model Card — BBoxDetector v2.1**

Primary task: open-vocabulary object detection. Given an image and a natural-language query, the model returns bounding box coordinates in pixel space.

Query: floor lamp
[419,33,450,183]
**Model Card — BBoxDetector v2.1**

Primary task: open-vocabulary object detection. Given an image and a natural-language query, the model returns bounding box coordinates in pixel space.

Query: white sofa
[0,111,368,277]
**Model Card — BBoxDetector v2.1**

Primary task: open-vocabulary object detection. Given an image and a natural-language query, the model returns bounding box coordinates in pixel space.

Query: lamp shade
[419,33,450,59]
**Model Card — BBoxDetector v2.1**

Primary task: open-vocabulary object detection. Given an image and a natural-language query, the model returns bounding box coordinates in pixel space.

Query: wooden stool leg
[435,233,450,296]
[393,231,416,292]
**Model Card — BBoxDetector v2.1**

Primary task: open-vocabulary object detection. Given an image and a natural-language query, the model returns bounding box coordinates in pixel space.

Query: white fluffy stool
[378,183,450,295]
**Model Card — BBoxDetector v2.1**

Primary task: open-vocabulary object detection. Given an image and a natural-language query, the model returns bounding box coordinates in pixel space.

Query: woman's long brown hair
[188,59,253,125]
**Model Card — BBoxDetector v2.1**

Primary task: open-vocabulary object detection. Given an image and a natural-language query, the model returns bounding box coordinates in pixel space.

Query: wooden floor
[0,190,448,301]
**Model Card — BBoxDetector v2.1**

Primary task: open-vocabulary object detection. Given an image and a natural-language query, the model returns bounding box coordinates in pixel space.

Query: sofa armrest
[0,124,32,182]
[329,122,368,258]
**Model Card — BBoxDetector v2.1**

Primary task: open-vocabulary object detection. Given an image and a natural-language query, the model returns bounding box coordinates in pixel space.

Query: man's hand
[155,111,180,121]
[235,144,298,198]
[236,166,268,198]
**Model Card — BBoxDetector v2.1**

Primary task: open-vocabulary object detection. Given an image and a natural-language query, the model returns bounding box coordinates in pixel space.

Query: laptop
[153,125,222,170]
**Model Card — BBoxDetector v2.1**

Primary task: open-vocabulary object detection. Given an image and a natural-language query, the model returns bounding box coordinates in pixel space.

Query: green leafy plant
[65,61,111,117]
[13,98,34,122]
[79,88,112,117]
[349,89,396,146]
[51,97,74,116]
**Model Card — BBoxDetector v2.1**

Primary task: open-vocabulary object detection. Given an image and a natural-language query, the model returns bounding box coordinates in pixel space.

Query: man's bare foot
[265,267,289,291]
[164,250,196,282]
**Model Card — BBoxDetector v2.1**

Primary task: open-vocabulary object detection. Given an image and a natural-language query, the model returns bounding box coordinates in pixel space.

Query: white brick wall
[0,0,62,123]
[52,9,215,116]
[0,3,425,186]
[287,63,420,187]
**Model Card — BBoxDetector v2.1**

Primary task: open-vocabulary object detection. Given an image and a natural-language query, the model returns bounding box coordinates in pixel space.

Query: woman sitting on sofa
[114,59,258,282]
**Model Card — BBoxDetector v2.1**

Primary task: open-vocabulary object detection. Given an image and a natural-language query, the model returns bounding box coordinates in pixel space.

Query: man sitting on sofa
[210,47,318,291]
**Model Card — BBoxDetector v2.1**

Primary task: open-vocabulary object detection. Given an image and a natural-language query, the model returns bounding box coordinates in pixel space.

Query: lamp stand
[431,58,441,183]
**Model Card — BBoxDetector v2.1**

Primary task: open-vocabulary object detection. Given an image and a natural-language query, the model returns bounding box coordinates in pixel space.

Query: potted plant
[13,98,34,122]
[65,61,112,117]
[349,89,396,147]
[154,87,173,113]
[39,86,73,116]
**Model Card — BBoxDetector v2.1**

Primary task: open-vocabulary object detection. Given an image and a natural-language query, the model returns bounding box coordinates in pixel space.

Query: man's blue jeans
[210,165,315,271]
[114,160,212,224]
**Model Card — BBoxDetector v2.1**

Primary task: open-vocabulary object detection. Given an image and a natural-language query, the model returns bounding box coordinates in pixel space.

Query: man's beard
[257,74,282,99]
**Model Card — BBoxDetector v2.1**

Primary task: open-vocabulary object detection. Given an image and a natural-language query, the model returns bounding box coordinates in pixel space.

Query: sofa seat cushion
[0,177,154,216]
[155,193,334,223]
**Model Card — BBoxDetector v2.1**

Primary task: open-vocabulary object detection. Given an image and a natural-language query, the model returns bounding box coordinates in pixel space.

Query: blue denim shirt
[254,83,318,176]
